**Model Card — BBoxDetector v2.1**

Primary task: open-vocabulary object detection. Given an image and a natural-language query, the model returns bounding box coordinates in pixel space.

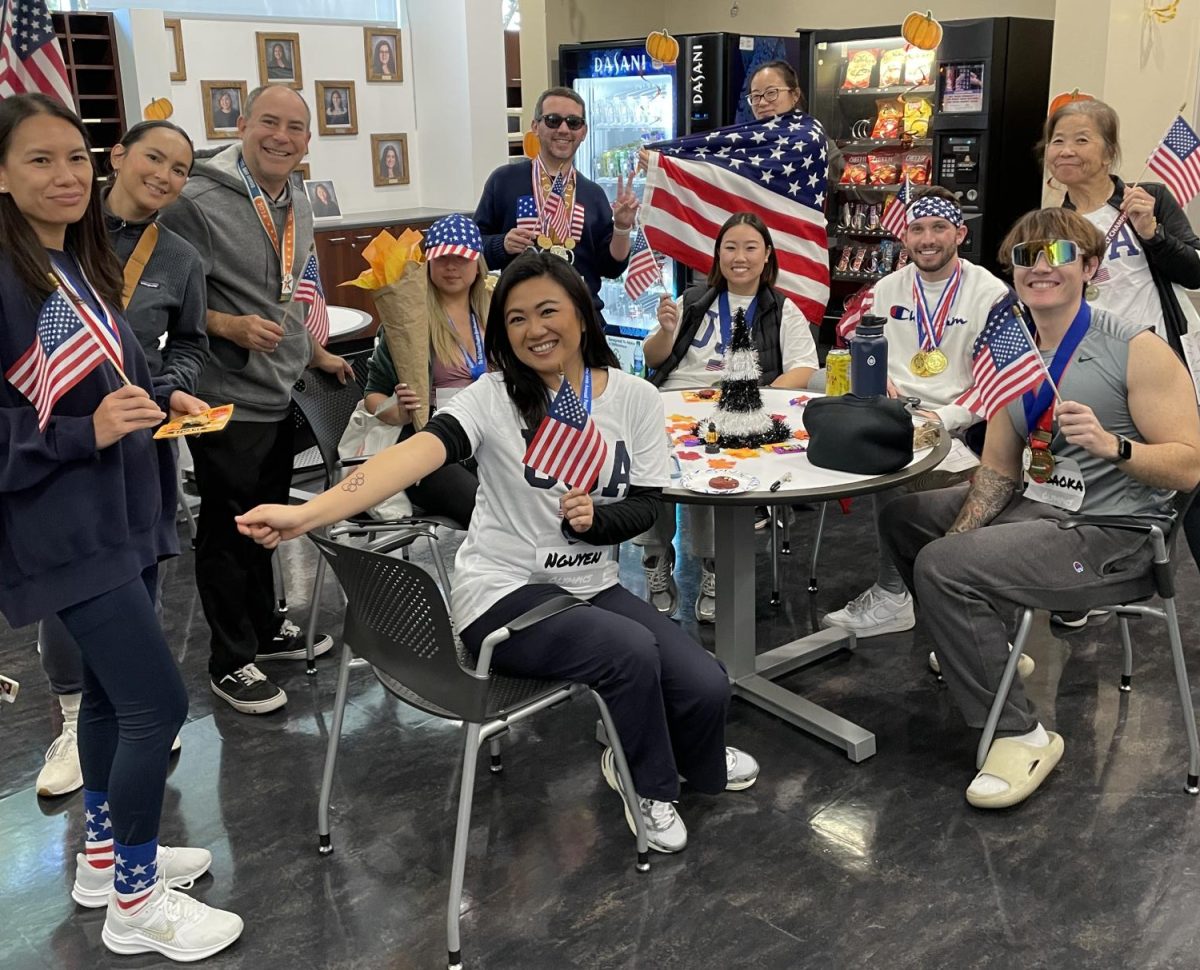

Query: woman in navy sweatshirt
[0,94,240,960]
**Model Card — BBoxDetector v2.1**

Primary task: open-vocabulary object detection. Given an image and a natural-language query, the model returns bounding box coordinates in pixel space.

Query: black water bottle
[850,315,888,397]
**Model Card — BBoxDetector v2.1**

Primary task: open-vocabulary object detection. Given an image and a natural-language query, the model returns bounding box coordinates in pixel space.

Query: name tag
[530,532,617,591]
[1024,455,1085,512]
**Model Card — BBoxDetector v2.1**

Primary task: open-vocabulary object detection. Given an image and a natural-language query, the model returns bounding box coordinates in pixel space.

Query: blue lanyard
[580,367,592,413]
[1022,301,1091,431]
[460,311,485,381]
[718,291,757,350]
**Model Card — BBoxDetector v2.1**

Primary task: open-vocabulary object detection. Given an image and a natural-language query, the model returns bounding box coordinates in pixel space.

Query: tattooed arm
[946,411,1024,535]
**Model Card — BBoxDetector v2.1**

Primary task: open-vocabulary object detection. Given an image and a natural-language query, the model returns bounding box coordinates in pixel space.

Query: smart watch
[1111,434,1133,462]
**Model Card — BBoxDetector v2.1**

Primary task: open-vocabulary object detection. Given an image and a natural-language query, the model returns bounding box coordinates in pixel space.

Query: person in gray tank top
[878,207,1200,811]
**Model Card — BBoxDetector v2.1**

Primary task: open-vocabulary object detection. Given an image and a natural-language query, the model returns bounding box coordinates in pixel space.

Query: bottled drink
[849,315,888,397]
[632,340,645,377]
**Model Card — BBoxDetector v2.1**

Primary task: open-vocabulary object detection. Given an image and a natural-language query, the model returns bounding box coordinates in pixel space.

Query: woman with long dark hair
[0,94,240,958]
[238,251,759,853]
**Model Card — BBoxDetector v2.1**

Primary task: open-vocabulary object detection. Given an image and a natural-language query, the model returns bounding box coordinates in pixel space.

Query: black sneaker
[210,664,287,714]
[256,618,333,661]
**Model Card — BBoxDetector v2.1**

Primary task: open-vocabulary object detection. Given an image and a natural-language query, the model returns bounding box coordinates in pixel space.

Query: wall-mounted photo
[257,31,302,89]
[304,179,342,219]
[315,81,358,136]
[371,134,409,186]
[364,28,402,83]
[164,18,185,82]
[200,80,248,140]
[291,162,311,187]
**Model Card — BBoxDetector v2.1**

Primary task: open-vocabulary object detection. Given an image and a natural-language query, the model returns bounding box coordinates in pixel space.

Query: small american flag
[5,289,117,431]
[295,252,329,346]
[1148,115,1200,207]
[523,376,607,491]
[880,176,912,240]
[835,283,875,346]
[624,228,664,300]
[0,0,72,105]
[954,299,1045,420]
[516,195,539,234]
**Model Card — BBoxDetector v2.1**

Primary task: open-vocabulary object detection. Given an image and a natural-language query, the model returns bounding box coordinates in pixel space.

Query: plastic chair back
[291,368,365,488]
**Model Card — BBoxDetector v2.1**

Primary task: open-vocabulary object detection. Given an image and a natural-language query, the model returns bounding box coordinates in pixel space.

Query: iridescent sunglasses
[1010,239,1079,268]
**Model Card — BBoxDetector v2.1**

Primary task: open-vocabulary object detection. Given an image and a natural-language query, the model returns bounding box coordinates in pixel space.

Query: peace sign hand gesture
[611,169,640,232]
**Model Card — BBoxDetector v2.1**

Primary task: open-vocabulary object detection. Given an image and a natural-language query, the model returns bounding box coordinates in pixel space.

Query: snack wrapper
[878,48,906,87]
[840,152,870,185]
[905,48,935,85]
[904,98,933,138]
[154,404,234,440]
[843,48,879,89]
[374,262,431,432]
[872,98,904,139]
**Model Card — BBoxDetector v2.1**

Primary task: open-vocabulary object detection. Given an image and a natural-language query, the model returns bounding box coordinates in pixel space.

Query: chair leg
[304,555,326,676]
[976,608,1036,770]
[591,691,650,873]
[273,554,287,616]
[447,723,483,970]
[426,533,453,608]
[770,509,781,607]
[808,502,828,593]
[317,642,355,854]
[1162,597,1200,794]
[175,462,198,547]
[1118,615,1134,692]
[488,736,503,773]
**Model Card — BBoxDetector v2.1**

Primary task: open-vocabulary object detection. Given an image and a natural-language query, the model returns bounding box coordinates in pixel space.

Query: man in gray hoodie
[161,85,351,715]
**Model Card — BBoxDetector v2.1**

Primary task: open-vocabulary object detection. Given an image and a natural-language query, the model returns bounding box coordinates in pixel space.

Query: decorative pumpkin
[143,97,174,121]
[645,29,679,67]
[523,130,540,159]
[1048,88,1094,117]
[901,10,943,51]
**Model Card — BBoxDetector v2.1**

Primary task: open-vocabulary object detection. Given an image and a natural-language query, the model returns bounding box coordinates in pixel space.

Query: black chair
[978,487,1200,794]
[307,534,649,970]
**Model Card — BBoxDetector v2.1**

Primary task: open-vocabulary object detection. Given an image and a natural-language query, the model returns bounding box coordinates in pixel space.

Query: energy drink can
[826,349,851,397]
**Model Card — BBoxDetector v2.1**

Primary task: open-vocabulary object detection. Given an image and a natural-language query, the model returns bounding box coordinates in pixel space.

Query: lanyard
[460,311,485,381]
[580,366,592,413]
[718,291,757,350]
[912,261,962,352]
[49,256,123,367]
[1022,301,1091,433]
[236,155,296,300]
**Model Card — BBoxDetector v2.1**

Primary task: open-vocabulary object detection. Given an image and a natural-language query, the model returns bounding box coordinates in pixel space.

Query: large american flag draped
[5,289,118,430]
[954,299,1045,420]
[0,0,72,105]
[1148,115,1200,207]
[624,228,664,300]
[295,252,329,346]
[642,113,830,323]
[522,376,607,491]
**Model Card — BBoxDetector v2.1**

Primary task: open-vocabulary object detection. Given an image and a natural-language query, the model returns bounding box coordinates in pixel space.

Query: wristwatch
[1111,433,1133,462]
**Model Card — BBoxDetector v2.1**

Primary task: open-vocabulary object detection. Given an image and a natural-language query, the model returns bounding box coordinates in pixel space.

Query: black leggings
[56,567,188,845]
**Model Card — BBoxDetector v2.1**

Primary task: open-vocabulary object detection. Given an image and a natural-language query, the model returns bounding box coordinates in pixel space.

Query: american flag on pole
[642,113,830,323]
[1147,115,1200,207]
[5,290,117,431]
[954,298,1045,420]
[0,0,72,105]
[624,228,665,300]
[522,376,607,491]
[295,252,329,346]
[880,175,912,240]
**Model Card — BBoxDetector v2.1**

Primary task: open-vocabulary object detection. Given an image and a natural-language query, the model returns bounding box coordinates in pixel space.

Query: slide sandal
[966,732,1064,809]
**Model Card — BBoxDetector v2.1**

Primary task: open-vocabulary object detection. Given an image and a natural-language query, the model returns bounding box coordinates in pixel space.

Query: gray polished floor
[4,503,1200,969]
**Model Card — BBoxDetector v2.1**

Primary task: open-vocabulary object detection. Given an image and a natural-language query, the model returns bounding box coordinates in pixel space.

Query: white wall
[660,0,1055,32]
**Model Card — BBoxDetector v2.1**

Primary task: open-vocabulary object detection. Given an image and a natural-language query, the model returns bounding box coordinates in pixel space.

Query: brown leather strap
[120,223,160,310]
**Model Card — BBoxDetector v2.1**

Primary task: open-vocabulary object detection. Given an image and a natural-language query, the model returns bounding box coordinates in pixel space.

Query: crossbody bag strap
[120,223,160,310]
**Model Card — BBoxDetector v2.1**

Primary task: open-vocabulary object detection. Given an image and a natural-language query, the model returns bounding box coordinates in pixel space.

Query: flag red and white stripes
[1148,115,1200,207]
[522,377,607,491]
[0,0,72,105]
[954,302,1045,420]
[295,253,329,347]
[624,228,664,300]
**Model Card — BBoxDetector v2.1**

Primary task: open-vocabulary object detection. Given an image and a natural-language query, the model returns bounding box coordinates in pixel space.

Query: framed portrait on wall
[315,81,358,136]
[371,133,409,186]
[290,163,311,191]
[364,27,402,83]
[164,18,185,82]
[257,31,302,89]
[304,180,342,219]
[201,80,248,140]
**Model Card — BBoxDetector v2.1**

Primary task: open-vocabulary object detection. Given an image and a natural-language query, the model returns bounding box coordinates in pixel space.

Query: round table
[328,305,373,341]
[658,386,951,762]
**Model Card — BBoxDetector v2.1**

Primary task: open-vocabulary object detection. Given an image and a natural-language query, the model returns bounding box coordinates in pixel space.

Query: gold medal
[1027,448,1056,483]
[1085,283,1100,302]
[564,238,576,251]
[910,351,928,377]
[549,244,574,264]
[923,349,948,375]
[536,234,553,250]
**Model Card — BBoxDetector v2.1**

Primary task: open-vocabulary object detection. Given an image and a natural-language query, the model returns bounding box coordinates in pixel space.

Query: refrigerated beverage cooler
[799,17,1053,341]
[558,33,801,373]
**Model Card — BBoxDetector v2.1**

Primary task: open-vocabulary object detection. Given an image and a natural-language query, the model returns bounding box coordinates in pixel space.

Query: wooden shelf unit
[52,11,126,172]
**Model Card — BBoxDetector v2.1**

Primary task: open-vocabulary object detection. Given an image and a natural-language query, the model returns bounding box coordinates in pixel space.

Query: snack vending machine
[800,17,1054,340]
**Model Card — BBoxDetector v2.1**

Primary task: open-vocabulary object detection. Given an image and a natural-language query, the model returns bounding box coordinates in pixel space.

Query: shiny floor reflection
[4,504,1200,969]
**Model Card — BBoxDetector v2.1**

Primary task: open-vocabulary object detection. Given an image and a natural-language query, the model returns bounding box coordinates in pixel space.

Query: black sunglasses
[538,113,585,131]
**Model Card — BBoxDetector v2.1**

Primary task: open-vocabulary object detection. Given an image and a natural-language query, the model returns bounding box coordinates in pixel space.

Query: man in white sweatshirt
[823,187,1010,637]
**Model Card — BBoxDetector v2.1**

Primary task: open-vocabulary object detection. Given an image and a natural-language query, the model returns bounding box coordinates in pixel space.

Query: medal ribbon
[912,261,962,352]
[49,257,123,370]
[1091,206,1130,285]
[580,366,592,414]
[460,311,486,381]
[718,291,757,352]
[236,155,296,300]
[531,155,579,243]
[1021,300,1091,436]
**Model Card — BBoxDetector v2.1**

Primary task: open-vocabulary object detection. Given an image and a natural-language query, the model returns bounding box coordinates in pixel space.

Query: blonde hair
[427,253,492,367]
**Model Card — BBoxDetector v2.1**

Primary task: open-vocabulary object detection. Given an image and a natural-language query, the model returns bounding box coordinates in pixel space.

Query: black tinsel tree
[705,307,790,449]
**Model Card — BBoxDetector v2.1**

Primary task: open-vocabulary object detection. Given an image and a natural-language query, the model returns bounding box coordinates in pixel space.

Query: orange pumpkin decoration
[646,29,679,67]
[143,97,174,121]
[901,10,943,51]
[523,130,540,159]
[1048,88,1094,117]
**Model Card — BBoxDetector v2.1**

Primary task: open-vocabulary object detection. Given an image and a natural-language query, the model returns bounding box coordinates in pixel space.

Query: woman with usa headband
[362,213,491,525]
[0,94,242,959]
[879,207,1200,809]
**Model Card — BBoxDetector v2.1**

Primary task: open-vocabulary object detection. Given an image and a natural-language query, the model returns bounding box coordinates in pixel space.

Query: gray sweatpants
[880,484,1155,735]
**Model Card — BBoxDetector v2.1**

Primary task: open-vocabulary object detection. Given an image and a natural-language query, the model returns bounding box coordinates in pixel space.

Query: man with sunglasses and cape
[475,86,637,320]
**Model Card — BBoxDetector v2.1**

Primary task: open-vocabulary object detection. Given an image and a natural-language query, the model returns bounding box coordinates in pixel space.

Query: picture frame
[200,80,248,140]
[315,81,358,136]
[291,162,311,186]
[164,18,185,82]
[371,134,410,186]
[304,179,343,220]
[363,28,403,83]
[256,31,302,89]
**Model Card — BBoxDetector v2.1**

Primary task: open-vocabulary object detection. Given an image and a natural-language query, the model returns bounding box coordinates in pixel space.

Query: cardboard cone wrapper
[374,261,431,430]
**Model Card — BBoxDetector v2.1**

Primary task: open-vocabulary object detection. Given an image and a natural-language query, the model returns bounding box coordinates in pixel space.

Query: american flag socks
[83,789,114,871]
[112,838,158,914]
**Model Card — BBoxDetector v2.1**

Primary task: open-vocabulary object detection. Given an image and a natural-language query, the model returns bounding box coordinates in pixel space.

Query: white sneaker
[102,880,242,961]
[725,747,759,791]
[822,584,915,637]
[928,646,1035,678]
[695,559,716,624]
[600,747,688,853]
[72,845,213,908]
[36,722,82,797]
[643,552,679,616]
